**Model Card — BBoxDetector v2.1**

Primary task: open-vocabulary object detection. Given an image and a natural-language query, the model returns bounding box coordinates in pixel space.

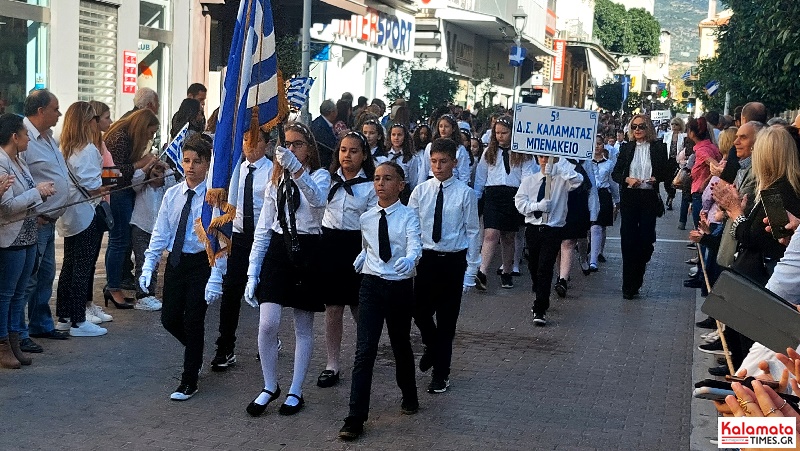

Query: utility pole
[300,0,311,124]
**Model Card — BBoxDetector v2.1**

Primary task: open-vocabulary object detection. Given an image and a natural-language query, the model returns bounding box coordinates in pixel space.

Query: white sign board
[651,110,671,121]
[511,104,598,160]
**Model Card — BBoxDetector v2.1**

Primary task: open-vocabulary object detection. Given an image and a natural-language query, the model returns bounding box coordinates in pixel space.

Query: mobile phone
[761,188,793,240]
[725,375,780,389]
[693,386,734,401]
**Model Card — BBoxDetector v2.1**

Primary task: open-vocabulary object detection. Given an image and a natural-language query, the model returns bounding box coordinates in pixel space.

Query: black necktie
[432,183,443,242]
[379,209,391,263]
[501,148,511,174]
[328,174,371,201]
[533,177,546,219]
[169,189,195,267]
[243,165,256,235]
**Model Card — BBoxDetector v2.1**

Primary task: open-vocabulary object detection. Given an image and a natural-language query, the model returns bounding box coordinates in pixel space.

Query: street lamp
[512,7,527,106]
[621,57,630,73]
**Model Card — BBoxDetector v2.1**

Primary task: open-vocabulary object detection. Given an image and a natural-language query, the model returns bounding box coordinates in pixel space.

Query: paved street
[0,207,698,450]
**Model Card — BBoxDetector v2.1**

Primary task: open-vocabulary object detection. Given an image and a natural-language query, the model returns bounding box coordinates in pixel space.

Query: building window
[0,15,46,114]
[78,0,118,113]
[140,0,170,30]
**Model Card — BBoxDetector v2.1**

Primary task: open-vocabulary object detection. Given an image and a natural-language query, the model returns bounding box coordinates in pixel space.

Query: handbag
[67,167,114,232]
[671,167,683,189]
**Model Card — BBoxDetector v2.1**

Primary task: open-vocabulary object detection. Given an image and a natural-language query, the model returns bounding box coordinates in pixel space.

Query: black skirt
[483,185,524,232]
[257,233,325,312]
[320,227,363,306]
[594,188,614,227]
[562,188,591,240]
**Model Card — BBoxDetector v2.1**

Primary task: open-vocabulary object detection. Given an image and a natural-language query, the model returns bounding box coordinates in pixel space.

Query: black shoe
[496,268,521,277]
[211,351,236,372]
[29,330,69,340]
[427,379,450,394]
[598,254,606,263]
[339,416,364,441]
[686,257,699,265]
[500,273,514,289]
[170,383,198,401]
[698,339,726,355]
[246,385,281,417]
[554,278,567,298]
[532,312,547,326]
[696,317,717,330]
[623,290,639,300]
[419,347,434,373]
[475,270,488,291]
[278,394,305,415]
[717,357,727,365]
[708,365,730,377]
[400,397,419,415]
[686,243,696,249]
[317,370,340,388]
[19,337,43,353]
[684,278,703,289]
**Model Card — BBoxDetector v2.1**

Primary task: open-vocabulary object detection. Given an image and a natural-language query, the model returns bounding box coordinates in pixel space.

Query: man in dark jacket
[311,99,338,170]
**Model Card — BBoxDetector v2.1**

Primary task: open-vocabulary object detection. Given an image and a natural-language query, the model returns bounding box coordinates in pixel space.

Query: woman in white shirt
[244,122,331,417]
[56,102,112,337]
[661,118,686,211]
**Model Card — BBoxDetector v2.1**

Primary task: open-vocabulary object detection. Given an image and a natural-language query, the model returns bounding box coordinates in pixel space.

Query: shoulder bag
[67,167,114,232]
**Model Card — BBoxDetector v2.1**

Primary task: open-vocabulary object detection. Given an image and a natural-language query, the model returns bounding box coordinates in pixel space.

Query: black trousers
[524,224,562,314]
[216,232,253,353]
[413,249,467,381]
[56,216,103,324]
[348,275,417,421]
[161,251,211,386]
[619,199,658,294]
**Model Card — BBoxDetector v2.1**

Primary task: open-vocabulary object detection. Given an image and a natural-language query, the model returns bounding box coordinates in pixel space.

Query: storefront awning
[319,0,368,16]
[566,41,618,88]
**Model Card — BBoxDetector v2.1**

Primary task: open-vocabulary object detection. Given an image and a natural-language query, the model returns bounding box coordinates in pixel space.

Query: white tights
[590,225,606,265]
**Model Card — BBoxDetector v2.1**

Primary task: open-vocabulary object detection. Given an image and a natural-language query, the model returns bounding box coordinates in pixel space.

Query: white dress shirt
[375,148,421,191]
[358,200,422,281]
[233,156,273,233]
[57,144,103,237]
[21,117,70,218]
[130,168,177,234]
[629,141,653,183]
[515,158,584,228]
[142,180,208,274]
[408,176,481,279]
[247,168,331,277]
[472,148,538,199]
[323,168,377,231]
[417,142,471,186]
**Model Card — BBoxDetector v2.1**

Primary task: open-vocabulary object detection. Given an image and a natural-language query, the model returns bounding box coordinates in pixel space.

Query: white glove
[275,146,303,174]
[244,275,259,308]
[139,271,152,293]
[536,199,551,213]
[353,252,366,273]
[205,280,223,305]
[393,257,414,277]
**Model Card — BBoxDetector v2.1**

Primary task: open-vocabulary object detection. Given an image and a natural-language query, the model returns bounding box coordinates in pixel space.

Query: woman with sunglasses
[612,115,670,299]
[244,122,330,417]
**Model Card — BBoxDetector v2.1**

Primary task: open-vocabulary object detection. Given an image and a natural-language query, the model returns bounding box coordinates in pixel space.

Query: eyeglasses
[285,140,307,149]
[630,123,648,131]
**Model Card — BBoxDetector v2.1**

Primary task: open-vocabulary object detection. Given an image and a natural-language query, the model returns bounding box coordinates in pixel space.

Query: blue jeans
[106,189,135,290]
[1,245,37,339]
[679,190,693,227]
[22,222,56,338]
[691,192,703,230]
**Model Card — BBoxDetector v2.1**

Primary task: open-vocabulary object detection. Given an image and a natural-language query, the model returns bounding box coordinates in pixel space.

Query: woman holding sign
[612,114,670,300]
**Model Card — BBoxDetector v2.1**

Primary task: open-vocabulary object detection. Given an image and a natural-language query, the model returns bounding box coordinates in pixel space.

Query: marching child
[376,123,419,203]
[514,156,583,326]
[139,134,212,400]
[361,118,386,159]
[409,138,480,394]
[417,114,471,186]
[338,161,422,441]
[588,135,619,270]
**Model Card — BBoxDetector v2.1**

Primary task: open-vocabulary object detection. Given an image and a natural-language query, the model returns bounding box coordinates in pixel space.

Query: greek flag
[162,123,187,176]
[509,45,527,67]
[680,69,691,81]
[705,80,720,96]
[287,77,314,110]
[199,0,288,263]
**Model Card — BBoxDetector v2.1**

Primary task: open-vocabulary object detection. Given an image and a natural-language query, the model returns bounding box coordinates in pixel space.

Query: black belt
[422,249,467,259]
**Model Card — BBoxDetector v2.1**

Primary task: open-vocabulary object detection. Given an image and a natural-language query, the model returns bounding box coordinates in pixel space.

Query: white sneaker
[88,303,113,322]
[85,310,102,325]
[69,321,107,337]
[135,296,162,311]
[702,331,719,343]
[55,320,71,331]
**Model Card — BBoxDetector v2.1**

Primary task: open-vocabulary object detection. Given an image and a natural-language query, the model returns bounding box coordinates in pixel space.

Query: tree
[627,8,660,56]
[594,0,659,56]
[595,80,623,111]
[275,35,301,77]
[383,61,459,120]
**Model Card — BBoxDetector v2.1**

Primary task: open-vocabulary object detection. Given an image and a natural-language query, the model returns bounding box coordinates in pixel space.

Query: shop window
[0,16,46,115]
[140,0,171,30]
[78,0,118,113]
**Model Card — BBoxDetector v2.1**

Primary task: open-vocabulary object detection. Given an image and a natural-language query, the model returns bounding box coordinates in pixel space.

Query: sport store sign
[332,8,415,60]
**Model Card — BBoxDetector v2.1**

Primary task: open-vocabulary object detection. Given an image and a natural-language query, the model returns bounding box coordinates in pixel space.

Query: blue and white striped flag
[705,80,720,96]
[199,0,287,263]
[680,69,692,81]
[287,77,314,110]
[162,122,188,176]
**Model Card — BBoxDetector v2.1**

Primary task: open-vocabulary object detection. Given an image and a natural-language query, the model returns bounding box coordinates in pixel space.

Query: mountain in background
[654,0,708,62]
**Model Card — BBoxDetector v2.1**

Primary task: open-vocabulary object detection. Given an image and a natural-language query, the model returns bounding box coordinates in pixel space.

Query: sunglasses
[630,123,648,131]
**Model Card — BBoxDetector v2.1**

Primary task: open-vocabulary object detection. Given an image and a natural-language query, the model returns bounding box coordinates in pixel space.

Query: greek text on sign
[511,104,598,160]
[651,110,671,121]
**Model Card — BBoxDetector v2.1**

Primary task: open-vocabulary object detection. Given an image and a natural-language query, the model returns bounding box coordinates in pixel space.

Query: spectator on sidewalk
[310,99,337,170]
[186,83,207,110]
[120,87,159,120]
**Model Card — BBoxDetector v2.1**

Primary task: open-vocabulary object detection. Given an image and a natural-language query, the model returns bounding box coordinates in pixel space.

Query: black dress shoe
[339,416,364,440]
[708,365,730,377]
[29,330,69,340]
[246,385,281,417]
[19,338,43,353]
[278,394,304,416]
[316,370,340,388]
[696,317,717,329]
[400,397,419,415]
[419,347,434,373]
[684,278,703,289]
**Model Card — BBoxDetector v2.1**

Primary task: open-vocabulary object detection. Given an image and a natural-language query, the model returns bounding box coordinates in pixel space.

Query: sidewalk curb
[690,288,722,451]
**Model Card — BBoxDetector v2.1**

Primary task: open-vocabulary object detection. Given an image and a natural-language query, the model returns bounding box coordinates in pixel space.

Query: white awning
[585,47,615,88]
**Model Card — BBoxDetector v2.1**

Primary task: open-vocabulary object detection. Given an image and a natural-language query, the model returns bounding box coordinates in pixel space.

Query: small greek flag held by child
[287,77,314,110]
[163,122,188,176]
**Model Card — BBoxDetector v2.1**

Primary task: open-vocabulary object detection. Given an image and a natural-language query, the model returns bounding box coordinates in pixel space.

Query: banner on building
[552,40,566,83]
[511,104,597,160]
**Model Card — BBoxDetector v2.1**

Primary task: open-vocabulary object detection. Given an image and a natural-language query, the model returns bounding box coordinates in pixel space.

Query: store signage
[334,7,414,55]
[552,40,566,83]
[545,9,556,36]
[123,50,137,94]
